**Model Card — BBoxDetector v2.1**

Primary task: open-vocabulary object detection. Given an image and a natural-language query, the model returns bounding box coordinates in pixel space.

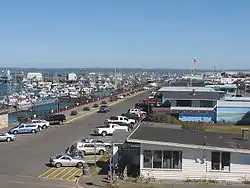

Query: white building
[27,72,43,81]
[68,72,77,81]
[122,124,250,182]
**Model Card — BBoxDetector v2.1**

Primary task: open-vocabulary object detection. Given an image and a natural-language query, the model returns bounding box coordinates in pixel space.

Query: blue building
[217,98,250,124]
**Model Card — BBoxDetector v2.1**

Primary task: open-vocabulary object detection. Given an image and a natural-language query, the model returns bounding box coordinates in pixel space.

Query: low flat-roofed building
[125,123,250,182]
[153,86,224,122]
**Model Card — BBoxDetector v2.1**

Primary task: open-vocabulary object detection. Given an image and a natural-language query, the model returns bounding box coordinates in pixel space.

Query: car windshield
[101,104,108,107]
[55,155,63,159]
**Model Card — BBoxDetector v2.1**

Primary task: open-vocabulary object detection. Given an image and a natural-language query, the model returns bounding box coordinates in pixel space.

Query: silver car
[0,132,15,142]
[76,143,106,155]
[49,154,85,168]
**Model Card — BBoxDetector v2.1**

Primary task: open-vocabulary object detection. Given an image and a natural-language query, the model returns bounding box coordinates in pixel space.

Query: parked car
[117,94,124,99]
[128,108,147,115]
[49,154,85,168]
[45,114,66,125]
[8,124,41,135]
[70,111,78,116]
[78,137,112,148]
[98,104,111,113]
[0,132,16,142]
[94,123,128,136]
[29,119,50,129]
[76,143,106,155]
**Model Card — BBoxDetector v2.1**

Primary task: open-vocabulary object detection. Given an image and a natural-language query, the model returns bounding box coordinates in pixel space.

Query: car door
[85,144,95,154]
[60,156,71,166]
[18,125,26,133]
[0,133,5,141]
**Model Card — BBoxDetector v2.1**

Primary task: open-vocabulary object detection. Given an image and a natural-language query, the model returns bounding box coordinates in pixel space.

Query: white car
[105,116,136,125]
[94,123,128,136]
[49,154,85,168]
[117,94,124,99]
[0,132,16,142]
[30,119,50,129]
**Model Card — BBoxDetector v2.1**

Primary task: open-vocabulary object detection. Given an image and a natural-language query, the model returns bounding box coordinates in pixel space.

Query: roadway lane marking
[8,180,24,184]
[65,110,98,124]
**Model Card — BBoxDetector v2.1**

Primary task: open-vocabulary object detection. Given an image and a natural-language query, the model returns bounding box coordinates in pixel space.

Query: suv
[76,143,106,155]
[98,104,110,113]
[45,114,66,125]
[9,124,41,134]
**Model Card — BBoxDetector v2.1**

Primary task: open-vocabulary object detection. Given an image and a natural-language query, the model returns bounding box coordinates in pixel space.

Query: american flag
[193,58,198,65]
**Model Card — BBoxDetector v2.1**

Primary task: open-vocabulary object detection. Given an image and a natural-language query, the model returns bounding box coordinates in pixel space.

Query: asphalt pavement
[0,90,151,188]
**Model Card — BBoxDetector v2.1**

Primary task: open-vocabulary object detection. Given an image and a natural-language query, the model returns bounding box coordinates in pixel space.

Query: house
[68,72,77,81]
[152,87,224,122]
[124,123,250,182]
[27,72,43,81]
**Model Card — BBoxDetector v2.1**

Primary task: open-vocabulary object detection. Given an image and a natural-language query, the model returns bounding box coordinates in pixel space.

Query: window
[143,150,152,168]
[153,150,162,168]
[176,100,191,107]
[163,151,182,169]
[211,152,230,171]
[143,150,182,169]
[200,100,214,108]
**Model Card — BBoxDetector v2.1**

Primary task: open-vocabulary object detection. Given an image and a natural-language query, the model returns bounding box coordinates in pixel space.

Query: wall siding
[140,144,250,182]
[217,107,250,123]
[0,114,8,129]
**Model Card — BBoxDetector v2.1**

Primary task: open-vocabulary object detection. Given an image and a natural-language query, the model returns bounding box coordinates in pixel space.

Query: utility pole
[94,139,97,168]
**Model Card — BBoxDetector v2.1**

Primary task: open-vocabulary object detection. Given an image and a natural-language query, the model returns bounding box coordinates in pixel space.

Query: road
[0,90,150,188]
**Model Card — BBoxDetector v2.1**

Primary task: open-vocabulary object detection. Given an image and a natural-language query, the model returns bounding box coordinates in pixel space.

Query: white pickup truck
[105,116,136,125]
[30,119,50,129]
[128,108,147,115]
[94,123,128,136]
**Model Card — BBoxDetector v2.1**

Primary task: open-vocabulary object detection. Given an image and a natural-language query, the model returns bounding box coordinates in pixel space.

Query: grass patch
[205,125,250,134]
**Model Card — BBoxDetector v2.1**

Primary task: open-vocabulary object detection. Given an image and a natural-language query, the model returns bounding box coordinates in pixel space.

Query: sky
[0,0,250,69]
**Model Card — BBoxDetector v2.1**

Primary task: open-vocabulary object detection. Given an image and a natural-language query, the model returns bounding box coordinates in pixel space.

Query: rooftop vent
[241,128,249,141]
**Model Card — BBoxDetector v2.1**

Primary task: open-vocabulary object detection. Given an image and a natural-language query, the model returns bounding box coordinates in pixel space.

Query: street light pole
[94,139,97,169]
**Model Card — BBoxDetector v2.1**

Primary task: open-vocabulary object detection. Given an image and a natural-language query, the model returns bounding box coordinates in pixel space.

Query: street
[0,91,150,188]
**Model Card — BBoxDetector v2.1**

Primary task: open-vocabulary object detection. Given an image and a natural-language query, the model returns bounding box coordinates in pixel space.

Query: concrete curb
[65,90,147,124]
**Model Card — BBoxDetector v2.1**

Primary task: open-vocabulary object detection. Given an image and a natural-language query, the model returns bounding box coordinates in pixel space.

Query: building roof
[112,130,131,144]
[158,86,216,92]
[127,124,250,153]
[160,90,223,101]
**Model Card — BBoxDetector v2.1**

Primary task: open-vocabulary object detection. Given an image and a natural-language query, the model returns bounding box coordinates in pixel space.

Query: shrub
[93,103,99,108]
[83,106,90,111]
[101,101,107,104]
[181,124,207,131]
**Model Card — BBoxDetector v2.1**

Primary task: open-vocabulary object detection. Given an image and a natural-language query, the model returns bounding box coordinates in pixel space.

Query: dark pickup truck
[45,114,66,125]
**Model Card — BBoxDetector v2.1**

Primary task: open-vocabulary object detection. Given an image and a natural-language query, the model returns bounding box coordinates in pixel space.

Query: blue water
[0,83,115,123]
[8,102,72,123]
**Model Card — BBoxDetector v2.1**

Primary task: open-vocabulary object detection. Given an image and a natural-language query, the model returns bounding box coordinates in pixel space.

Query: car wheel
[55,163,62,168]
[42,125,47,129]
[6,137,11,142]
[13,130,18,135]
[99,150,104,155]
[76,162,83,168]
[102,131,107,136]
[31,129,36,133]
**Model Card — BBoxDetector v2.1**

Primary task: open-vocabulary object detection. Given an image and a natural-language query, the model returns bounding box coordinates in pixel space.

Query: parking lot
[0,90,150,188]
